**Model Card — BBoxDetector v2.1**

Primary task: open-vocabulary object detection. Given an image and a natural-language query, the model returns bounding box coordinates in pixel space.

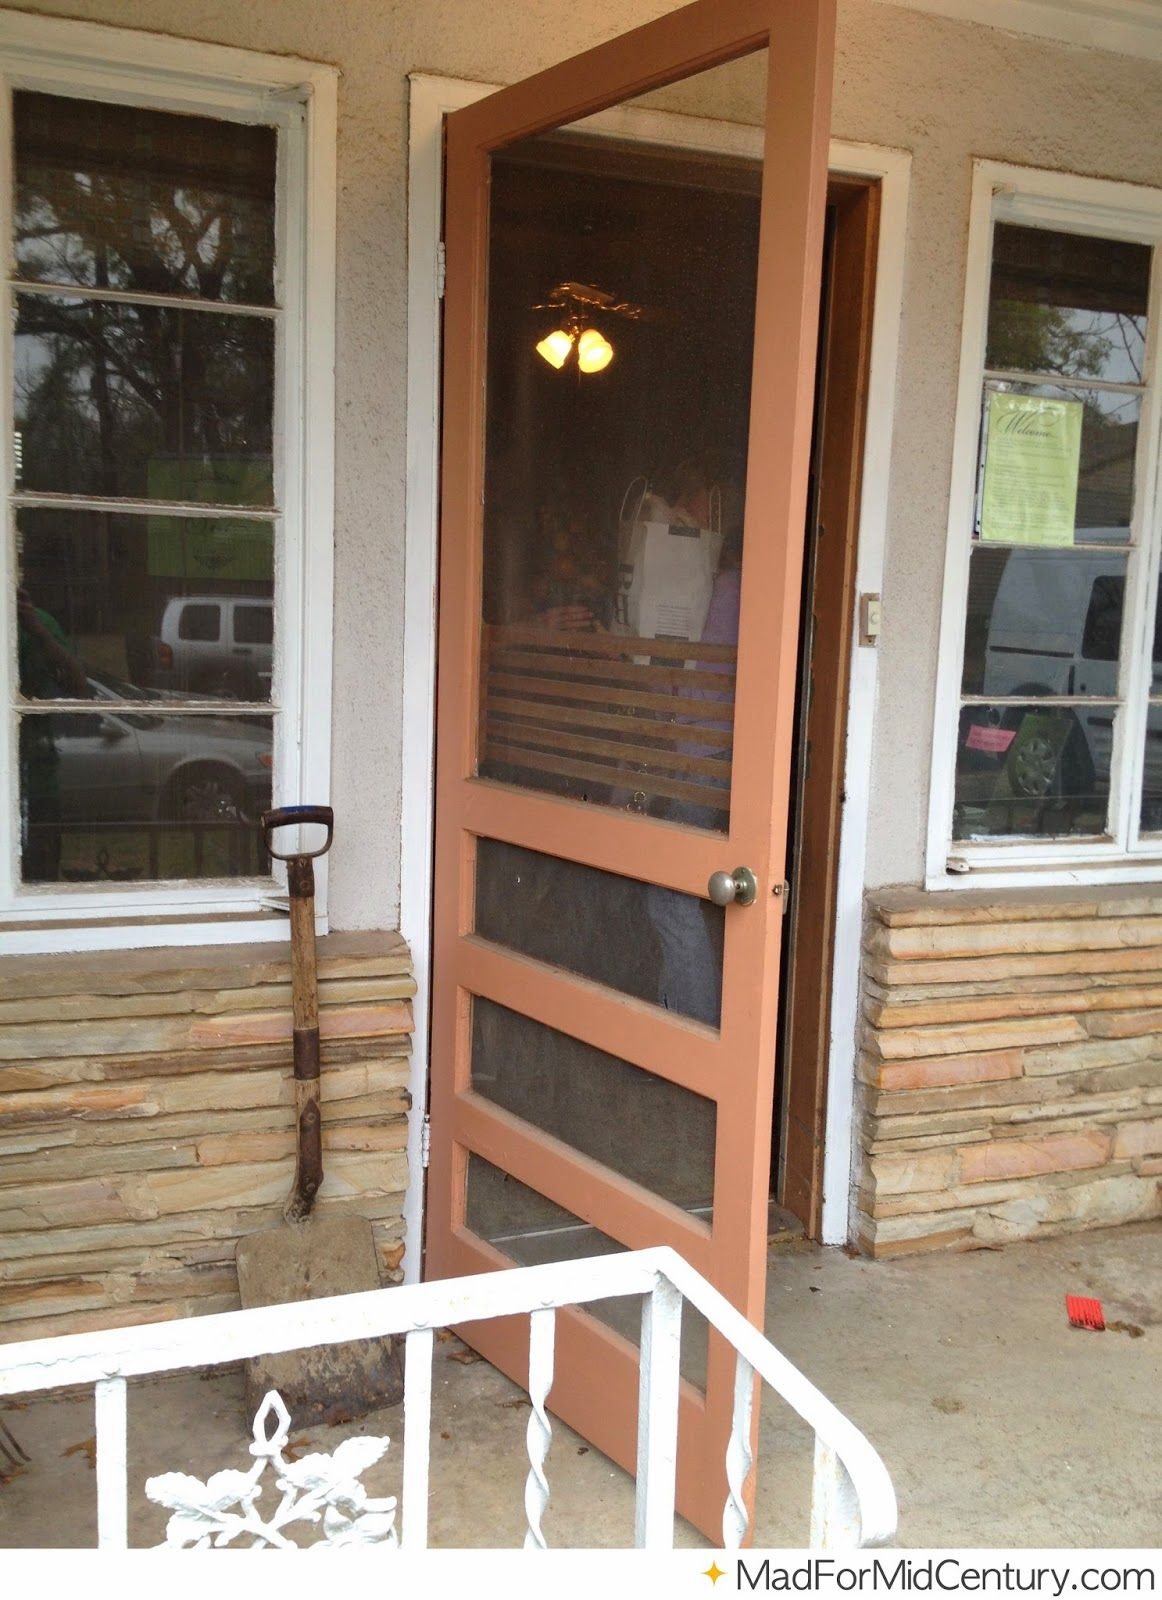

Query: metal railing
[0,1246,897,1550]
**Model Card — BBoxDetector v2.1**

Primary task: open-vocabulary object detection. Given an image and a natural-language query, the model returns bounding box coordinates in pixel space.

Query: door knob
[707,867,758,907]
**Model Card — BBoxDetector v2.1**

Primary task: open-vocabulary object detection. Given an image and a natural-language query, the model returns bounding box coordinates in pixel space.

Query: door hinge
[436,240,446,300]
[420,1112,431,1169]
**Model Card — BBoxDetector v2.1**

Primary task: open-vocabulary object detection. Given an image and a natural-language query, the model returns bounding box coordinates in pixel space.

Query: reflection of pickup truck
[979,549,1162,820]
[150,596,272,700]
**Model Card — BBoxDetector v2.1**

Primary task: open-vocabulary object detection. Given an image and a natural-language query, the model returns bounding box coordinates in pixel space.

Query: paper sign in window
[979,392,1083,547]
[965,723,1016,755]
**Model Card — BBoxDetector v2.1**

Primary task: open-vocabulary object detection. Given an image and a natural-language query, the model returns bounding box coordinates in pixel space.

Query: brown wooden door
[778,179,881,1237]
[428,0,836,1541]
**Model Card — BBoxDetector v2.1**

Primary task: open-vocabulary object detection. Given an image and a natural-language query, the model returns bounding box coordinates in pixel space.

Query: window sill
[0,904,308,956]
[924,856,1162,893]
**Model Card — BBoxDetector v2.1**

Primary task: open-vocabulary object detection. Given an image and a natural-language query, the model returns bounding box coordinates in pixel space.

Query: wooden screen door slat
[429,0,836,1542]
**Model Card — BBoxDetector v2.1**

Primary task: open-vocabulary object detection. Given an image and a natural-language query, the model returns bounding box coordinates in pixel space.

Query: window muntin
[10,89,281,889]
[951,208,1157,853]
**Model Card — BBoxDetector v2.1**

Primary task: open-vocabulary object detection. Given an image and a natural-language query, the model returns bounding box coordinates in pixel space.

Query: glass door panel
[475,837,726,1025]
[476,76,764,833]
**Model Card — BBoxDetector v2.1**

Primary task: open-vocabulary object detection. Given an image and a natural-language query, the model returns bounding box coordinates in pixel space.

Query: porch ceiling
[871,0,1162,63]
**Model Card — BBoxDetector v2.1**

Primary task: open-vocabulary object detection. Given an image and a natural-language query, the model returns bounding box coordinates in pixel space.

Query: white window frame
[0,11,337,953]
[927,159,1162,891]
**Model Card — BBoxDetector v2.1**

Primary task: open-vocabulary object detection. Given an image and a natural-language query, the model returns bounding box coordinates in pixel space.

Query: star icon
[703,1562,726,1585]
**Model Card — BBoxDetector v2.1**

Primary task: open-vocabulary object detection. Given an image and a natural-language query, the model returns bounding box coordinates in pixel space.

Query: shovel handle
[262,805,334,862]
[263,805,332,1222]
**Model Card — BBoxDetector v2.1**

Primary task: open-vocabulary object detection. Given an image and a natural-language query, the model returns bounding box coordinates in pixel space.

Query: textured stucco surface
[5,0,1162,916]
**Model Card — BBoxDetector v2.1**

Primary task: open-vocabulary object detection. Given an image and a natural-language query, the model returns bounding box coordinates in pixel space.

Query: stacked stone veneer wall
[0,931,412,1342]
[855,888,1162,1256]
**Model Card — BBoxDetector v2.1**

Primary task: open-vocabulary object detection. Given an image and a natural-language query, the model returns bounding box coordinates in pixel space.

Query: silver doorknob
[707,867,758,907]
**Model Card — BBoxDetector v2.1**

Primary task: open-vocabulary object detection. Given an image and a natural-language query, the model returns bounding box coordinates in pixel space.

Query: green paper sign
[980,392,1083,547]
[146,516,273,581]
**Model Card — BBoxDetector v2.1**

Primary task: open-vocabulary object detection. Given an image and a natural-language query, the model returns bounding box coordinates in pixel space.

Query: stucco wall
[6,0,1162,920]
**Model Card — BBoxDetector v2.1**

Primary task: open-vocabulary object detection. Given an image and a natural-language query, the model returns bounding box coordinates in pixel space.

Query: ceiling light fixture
[532,282,640,375]
[535,327,576,369]
[576,326,614,373]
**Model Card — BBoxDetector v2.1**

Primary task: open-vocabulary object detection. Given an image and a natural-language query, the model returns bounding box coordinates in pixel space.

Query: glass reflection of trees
[9,93,279,884]
[13,93,276,506]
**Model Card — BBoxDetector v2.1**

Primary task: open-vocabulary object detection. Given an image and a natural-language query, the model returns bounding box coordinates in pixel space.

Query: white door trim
[823,140,911,1243]
[402,74,910,1269]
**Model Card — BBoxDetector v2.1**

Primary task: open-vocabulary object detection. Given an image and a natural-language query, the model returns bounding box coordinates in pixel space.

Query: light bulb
[536,328,574,369]
[576,327,614,373]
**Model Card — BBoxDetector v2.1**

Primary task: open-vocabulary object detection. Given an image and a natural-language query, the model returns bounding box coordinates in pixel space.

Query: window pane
[961,547,1128,697]
[954,702,1111,839]
[464,1152,709,1389]
[976,383,1139,542]
[16,509,274,701]
[19,709,272,883]
[471,996,716,1216]
[1142,706,1162,833]
[15,294,275,505]
[475,837,724,1025]
[14,92,276,306]
[476,62,766,830]
[986,223,1150,385]
[1151,572,1162,695]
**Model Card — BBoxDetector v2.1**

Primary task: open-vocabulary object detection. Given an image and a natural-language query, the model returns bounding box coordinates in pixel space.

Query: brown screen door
[428,0,836,1541]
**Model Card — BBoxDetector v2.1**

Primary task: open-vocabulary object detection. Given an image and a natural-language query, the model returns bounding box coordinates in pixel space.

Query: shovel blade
[236,1214,404,1425]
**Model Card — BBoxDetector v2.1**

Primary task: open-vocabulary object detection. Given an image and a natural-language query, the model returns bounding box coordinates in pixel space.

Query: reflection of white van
[150,597,272,700]
[983,550,1124,700]
[981,550,1162,817]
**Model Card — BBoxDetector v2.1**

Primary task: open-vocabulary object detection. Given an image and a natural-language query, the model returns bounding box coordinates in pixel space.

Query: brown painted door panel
[779,180,880,1236]
[429,0,836,1541]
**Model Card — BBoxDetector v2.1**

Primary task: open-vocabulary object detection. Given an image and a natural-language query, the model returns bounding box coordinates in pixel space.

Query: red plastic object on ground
[1066,1294,1105,1331]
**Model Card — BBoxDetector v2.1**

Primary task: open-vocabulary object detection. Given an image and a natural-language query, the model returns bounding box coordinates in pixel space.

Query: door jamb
[402,72,911,1271]
[778,174,881,1239]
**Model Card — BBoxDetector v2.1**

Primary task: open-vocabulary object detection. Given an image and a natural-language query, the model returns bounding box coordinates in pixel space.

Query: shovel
[235,805,403,1424]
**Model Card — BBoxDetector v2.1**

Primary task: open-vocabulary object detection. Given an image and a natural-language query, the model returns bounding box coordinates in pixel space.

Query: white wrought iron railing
[0,1245,896,1550]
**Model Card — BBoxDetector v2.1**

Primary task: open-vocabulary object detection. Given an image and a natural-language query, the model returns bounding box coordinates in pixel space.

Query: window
[0,16,336,944]
[930,164,1162,884]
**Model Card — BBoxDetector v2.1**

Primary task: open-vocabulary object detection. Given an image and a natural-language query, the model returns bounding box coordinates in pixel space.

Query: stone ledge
[0,928,411,999]
[856,888,1162,1256]
[0,929,414,1339]
[867,883,1162,926]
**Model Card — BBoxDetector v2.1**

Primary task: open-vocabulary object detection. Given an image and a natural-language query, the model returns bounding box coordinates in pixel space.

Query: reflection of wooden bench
[479,624,736,810]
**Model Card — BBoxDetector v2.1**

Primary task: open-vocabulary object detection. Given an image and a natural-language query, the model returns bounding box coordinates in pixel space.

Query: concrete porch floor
[1,1219,1158,1549]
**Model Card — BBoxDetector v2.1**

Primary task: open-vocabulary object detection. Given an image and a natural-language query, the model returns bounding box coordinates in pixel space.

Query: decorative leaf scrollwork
[145,1389,398,1549]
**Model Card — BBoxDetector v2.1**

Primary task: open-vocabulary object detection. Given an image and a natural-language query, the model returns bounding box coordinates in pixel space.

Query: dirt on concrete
[1,1219,1158,1549]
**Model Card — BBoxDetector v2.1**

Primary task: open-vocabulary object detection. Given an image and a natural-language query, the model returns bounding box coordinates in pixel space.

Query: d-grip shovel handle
[262,804,334,863]
[261,805,334,1222]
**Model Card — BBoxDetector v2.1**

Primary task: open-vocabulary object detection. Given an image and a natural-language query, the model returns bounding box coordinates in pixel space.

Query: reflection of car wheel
[163,765,246,823]
[1008,726,1060,797]
[1002,707,1093,802]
